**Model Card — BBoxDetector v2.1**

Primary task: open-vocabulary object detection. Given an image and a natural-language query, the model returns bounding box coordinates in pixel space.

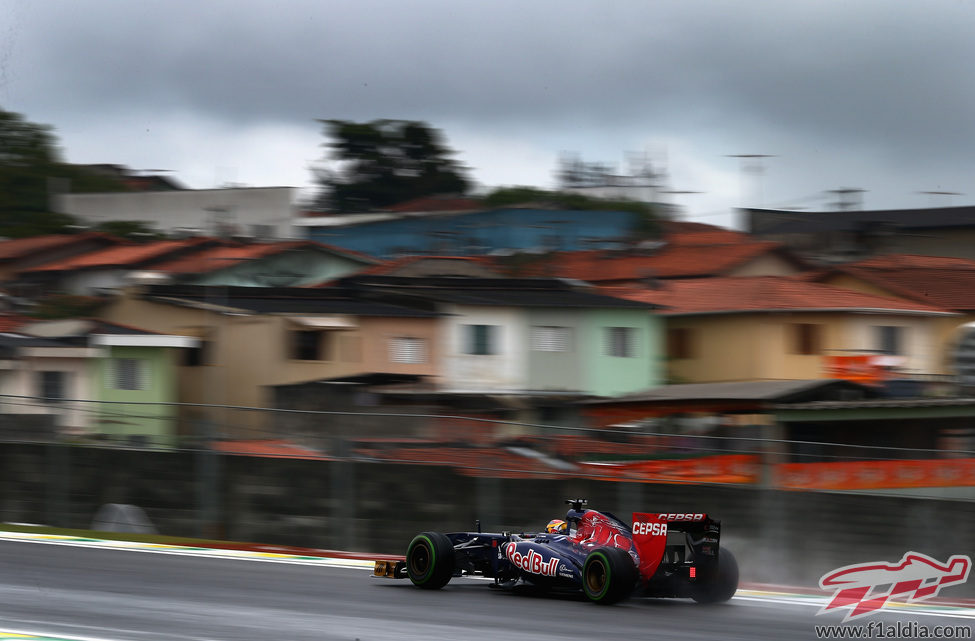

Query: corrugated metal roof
[144,284,441,317]
[339,276,660,309]
[745,205,975,234]
[586,379,875,403]
[773,397,975,410]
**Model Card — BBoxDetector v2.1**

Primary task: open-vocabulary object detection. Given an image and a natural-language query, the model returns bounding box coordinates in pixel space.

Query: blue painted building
[295,208,639,258]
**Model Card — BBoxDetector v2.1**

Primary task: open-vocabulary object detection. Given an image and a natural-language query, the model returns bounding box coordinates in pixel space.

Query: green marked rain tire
[691,547,739,604]
[406,531,455,590]
[582,547,638,605]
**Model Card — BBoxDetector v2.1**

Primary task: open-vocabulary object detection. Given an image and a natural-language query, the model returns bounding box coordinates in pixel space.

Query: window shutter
[391,337,425,364]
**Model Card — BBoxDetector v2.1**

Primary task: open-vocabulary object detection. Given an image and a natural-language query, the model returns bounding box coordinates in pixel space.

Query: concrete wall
[56,187,297,239]
[1,442,971,595]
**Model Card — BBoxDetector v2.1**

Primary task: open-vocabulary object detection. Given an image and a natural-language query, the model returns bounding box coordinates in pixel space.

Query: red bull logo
[818,551,972,621]
[504,542,560,577]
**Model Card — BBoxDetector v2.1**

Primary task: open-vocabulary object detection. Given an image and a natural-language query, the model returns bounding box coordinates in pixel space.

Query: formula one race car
[374,499,738,605]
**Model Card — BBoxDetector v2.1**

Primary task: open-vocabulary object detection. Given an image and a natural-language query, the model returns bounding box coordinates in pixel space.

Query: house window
[38,371,67,403]
[667,327,693,359]
[114,358,147,391]
[606,327,636,358]
[792,323,822,355]
[291,330,333,360]
[183,340,211,366]
[390,337,426,364]
[532,326,571,352]
[465,324,498,355]
[876,325,903,355]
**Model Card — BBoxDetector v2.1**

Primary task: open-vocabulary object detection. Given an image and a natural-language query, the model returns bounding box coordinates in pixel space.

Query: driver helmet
[546,519,568,534]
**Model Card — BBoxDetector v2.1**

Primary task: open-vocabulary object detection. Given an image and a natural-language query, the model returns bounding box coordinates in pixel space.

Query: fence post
[330,438,356,549]
[618,480,641,519]
[476,476,502,531]
[195,419,221,539]
[46,441,69,527]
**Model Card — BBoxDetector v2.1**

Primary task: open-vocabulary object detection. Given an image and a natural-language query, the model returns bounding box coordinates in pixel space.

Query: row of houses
[2,207,975,493]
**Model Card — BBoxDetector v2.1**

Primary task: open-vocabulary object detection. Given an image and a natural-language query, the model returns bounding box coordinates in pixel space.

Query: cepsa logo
[632,521,668,536]
[818,551,972,621]
[504,543,560,577]
[660,513,705,521]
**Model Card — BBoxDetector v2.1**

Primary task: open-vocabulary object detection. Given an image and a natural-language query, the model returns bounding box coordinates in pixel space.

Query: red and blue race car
[374,499,739,605]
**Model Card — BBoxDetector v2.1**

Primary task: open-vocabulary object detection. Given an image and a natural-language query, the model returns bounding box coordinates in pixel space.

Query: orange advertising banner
[580,454,760,485]
[775,459,975,490]
[822,355,886,385]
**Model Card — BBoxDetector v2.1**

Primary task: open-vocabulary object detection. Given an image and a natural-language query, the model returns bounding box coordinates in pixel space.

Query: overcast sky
[3,0,974,228]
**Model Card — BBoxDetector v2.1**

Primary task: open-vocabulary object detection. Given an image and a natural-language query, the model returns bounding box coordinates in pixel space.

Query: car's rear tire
[691,547,739,604]
[406,532,455,590]
[582,547,637,604]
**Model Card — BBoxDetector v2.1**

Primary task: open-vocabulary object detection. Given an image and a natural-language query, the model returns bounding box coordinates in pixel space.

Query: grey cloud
[4,0,975,215]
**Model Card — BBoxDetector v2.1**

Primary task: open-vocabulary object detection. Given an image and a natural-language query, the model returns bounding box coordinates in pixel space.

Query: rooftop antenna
[918,190,963,207]
[827,187,867,211]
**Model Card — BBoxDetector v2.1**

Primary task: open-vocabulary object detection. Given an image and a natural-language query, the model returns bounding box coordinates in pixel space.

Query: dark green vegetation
[0,108,129,238]
[313,119,470,213]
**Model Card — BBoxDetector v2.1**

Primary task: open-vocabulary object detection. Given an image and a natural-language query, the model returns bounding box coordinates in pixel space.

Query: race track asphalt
[0,538,970,641]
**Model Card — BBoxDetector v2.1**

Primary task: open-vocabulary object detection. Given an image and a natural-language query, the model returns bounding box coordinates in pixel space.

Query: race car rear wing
[631,512,721,580]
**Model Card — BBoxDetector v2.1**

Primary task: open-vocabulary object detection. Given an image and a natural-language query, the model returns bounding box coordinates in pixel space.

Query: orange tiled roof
[664,229,752,246]
[155,240,378,275]
[512,240,784,281]
[820,254,975,311]
[212,439,329,460]
[602,276,953,315]
[23,237,220,273]
[0,313,33,332]
[357,255,496,275]
[0,232,120,261]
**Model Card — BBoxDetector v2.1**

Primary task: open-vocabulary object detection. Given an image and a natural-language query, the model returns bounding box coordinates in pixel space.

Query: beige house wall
[100,294,440,439]
[819,273,973,375]
[666,311,948,383]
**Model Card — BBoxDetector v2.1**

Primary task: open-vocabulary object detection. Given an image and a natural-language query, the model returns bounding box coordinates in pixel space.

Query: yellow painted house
[809,254,975,374]
[605,276,958,384]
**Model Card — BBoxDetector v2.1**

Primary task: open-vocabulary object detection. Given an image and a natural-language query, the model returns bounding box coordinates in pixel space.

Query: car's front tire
[582,547,637,604]
[691,547,739,604]
[406,532,455,590]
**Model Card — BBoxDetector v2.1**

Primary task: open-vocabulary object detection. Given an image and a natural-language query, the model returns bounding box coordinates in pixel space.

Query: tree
[0,108,128,238]
[483,186,665,240]
[312,119,469,212]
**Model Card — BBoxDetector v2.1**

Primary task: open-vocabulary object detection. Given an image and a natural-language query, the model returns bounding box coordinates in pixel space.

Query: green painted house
[20,319,197,447]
